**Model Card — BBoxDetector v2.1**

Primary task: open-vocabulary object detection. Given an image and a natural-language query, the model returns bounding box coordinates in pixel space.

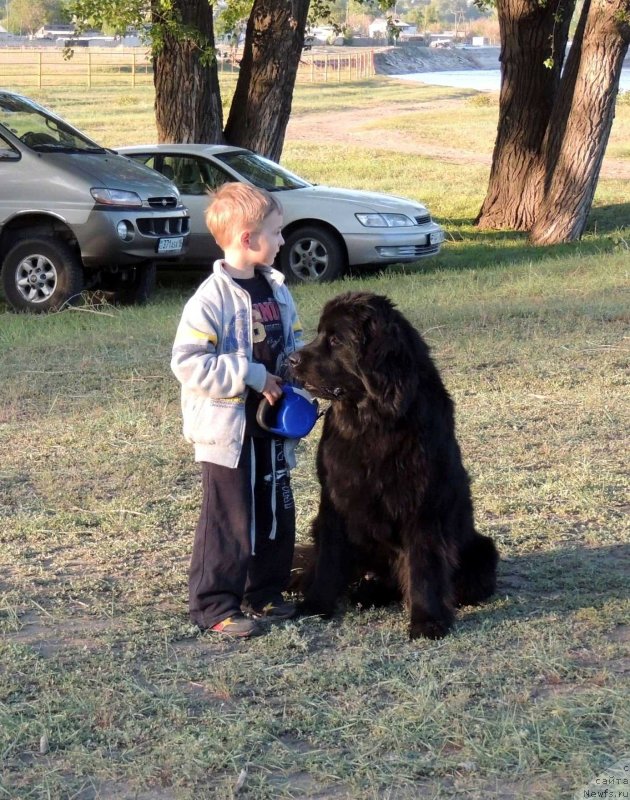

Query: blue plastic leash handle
[256,384,320,438]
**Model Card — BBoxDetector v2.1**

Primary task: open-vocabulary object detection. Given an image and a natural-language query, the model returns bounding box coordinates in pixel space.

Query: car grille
[148,196,178,209]
[136,216,190,237]
[414,214,431,225]
[396,244,440,256]
[380,243,441,257]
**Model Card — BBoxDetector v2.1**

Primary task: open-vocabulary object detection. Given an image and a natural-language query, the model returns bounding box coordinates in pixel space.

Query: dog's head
[290,292,431,419]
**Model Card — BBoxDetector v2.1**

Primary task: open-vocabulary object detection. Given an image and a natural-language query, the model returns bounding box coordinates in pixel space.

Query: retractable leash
[256,384,322,439]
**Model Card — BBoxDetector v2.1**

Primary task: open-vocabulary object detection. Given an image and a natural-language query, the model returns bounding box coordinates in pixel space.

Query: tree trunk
[223,0,310,160]
[530,0,630,244]
[475,0,575,230]
[152,0,223,143]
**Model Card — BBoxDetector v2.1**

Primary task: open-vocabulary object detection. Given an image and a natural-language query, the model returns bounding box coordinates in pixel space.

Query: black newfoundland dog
[288,292,498,640]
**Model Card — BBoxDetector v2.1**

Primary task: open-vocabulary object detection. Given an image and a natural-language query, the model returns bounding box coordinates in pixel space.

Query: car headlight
[91,188,143,207]
[355,213,415,228]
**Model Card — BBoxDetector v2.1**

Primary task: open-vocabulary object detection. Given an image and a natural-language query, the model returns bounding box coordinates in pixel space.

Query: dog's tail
[452,534,499,607]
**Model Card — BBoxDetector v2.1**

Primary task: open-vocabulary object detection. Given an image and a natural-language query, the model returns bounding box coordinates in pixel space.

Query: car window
[215,151,310,191]
[128,154,157,169]
[0,134,19,160]
[0,91,105,153]
[199,159,234,192]
[162,156,201,194]
[122,153,161,176]
[155,155,232,195]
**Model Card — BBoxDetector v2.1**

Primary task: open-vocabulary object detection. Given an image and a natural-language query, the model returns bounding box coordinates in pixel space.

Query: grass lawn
[0,77,628,799]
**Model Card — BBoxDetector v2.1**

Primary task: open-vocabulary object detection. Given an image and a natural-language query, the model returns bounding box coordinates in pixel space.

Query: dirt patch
[286,98,630,180]
[74,781,177,800]
[286,101,490,166]
[7,612,121,657]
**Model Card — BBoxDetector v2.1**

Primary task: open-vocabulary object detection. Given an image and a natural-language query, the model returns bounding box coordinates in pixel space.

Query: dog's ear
[360,310,418,418]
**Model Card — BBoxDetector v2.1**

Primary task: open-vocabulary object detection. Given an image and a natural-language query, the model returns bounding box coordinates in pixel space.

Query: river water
[392,68,630,94]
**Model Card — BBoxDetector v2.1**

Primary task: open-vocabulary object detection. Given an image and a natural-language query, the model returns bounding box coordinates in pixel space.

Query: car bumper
[343,225,445,266]
[78,207,190,267]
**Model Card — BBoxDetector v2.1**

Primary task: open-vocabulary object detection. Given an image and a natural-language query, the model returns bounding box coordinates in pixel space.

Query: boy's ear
[240,229,251,249]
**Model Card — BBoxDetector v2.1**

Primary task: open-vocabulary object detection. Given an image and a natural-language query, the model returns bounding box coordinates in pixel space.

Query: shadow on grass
[146,207,630,299]
[442,203,630,238]
[491,542,629,619]
[442,203,630,237]
[152,204,630,291]
[587,202,630,233]
[380,212,630,276]
[157,268,206,291]
[315,544,628,638]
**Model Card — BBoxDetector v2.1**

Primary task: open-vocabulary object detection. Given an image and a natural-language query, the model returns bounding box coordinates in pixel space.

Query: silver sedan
[117,143,445,283]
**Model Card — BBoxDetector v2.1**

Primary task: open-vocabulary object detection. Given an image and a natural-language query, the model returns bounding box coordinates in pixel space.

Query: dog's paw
[409,617,452,640]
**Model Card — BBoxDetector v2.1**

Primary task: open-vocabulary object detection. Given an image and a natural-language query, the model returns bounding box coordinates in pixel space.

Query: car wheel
[280,225,346,283]
[93,263,157,306]
[2,237,84,313]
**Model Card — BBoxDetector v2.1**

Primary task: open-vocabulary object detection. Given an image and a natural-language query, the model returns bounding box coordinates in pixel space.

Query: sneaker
[209,613,261,638]
[242,599,297,621]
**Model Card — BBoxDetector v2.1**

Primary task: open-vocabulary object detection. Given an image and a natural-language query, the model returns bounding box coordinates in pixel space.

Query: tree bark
[475,0,575,230]
[152,0,223,143]
[223,0,310,160]
[530,0,630,244]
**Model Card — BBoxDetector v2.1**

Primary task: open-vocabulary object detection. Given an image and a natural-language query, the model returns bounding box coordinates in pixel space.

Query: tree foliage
[2,0,68,35]
[55,0,630,242]
[67,0,309,151]
[65,0,397,156]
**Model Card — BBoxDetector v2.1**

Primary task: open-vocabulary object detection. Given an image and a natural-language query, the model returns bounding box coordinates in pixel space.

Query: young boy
[171,182,304,638]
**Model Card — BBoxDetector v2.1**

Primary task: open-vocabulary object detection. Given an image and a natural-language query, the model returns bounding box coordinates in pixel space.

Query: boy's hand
[262,373,283,405]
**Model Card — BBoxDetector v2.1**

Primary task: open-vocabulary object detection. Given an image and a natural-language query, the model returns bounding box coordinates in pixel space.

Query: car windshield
[215,150,311,191]
[0,92,106,153]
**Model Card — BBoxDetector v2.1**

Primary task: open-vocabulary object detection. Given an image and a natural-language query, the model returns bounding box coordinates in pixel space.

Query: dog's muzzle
[288,351,343,399]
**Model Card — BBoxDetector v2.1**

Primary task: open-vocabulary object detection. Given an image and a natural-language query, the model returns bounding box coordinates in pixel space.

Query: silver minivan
[0,90,190,312]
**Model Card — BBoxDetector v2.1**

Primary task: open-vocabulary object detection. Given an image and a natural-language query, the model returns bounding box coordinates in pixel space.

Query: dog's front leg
[402,525,455,640]
[300,491,349,618]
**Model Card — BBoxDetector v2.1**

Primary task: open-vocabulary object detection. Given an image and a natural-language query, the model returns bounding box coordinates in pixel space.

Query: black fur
[289,292,498,640]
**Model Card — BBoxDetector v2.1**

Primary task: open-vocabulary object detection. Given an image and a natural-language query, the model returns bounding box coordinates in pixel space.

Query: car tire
[93,263,157,306]
[279,225,346,283]
[2,237,84,313]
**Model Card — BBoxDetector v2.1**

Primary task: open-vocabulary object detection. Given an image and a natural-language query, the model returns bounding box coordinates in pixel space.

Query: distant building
[307,26,341,45]
[368,18,416,39]
[34,24,76,39]
[428,33,457,46]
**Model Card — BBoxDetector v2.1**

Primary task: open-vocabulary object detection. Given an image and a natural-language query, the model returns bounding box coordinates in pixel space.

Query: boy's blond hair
[205,183,282,249]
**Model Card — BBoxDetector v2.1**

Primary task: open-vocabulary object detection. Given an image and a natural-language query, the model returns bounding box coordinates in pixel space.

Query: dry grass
[1,253,628,799]
[1,79,629,799]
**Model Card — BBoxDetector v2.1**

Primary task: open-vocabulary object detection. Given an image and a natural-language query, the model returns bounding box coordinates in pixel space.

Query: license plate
[430,231,445,245]
[157,236,184,253]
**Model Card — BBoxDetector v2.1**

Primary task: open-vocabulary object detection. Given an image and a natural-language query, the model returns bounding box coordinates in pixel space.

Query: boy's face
[249,210,284,266]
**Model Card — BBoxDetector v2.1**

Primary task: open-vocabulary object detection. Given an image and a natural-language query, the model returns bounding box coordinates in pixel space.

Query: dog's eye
[328,334,341,348]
